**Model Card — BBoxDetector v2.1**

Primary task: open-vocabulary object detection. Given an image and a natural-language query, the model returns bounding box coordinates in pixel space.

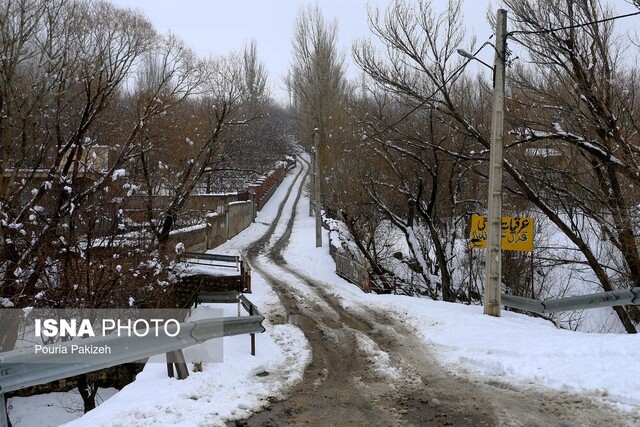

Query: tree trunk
[77,374,97,413]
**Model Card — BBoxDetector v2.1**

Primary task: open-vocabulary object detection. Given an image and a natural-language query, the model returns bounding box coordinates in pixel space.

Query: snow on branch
[512,125,625,168]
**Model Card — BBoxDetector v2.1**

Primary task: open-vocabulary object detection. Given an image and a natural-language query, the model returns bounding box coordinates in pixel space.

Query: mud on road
[232,157,639,427]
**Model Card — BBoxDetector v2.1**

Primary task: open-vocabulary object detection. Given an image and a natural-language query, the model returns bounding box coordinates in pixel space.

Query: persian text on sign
[469,215,534,252]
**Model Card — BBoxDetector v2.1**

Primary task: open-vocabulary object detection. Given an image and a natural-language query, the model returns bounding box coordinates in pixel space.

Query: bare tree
[501,0,640,332]
[351,0,639,331]
[287,4,348,204]
[352,0,475,301]
[240,39,269,117]
[0,0,161,309]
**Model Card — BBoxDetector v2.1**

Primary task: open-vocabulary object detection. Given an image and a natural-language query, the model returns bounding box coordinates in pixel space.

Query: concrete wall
[227,201,253,238]
[169,201,254,253]
[127,191,250,224]
[168,224,208,253]
[206,212,227,249]
[185,191,250,216]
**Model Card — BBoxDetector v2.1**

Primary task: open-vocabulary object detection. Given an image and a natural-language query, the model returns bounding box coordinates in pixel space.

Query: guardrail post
[250,305,256,356]
[166,350,190,380]
[0,393,9,427]
[1,394,8,427]
[251,333,256,356]
[174,349,190,380]
[242,261,252,293]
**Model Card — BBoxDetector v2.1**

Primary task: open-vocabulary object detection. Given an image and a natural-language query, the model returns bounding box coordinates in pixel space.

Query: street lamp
[459,10,508,317]
[456,48,494,72]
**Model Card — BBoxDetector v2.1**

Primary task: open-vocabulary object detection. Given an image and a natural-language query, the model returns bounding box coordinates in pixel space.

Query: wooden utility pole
[314,129,322,247]
[484,9,507,317]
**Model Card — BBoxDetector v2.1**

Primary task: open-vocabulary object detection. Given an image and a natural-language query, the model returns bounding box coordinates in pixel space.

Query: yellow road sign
[470,215,534,252]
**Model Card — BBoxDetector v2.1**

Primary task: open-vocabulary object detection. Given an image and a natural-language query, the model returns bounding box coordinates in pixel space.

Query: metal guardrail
[196,291,261,355]
[0,316,264,394]
[0,314,265,426]
[186,253,240,264]
[239,294,261,317]
[197,291,243,304]
[502,287,640,314]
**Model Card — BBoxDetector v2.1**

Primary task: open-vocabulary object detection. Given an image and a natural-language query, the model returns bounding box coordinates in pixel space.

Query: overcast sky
[108,0,498,100]
[108,0,639,101]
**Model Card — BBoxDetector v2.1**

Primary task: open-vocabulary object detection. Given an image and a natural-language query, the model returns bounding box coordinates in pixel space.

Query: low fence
[334,250,398,294]
[173,253,252,307]
[335,252,371,293]
[180,252,251,293]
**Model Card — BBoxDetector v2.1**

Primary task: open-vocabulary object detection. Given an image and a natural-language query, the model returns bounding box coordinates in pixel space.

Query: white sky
[108,0,639,101]
[108,0,497,100]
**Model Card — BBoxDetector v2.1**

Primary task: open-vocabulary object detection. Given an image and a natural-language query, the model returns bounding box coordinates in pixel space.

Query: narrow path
[233,156,636,427]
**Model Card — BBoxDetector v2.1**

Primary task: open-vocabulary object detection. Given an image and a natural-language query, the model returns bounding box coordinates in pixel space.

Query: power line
[358,35,496,144]
[509,10,640,36]
[356,9,640,143]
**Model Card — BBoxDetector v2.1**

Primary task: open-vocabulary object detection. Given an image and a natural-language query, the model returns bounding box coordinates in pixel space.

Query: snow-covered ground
[9,161,640,425]
[280,184,640,414]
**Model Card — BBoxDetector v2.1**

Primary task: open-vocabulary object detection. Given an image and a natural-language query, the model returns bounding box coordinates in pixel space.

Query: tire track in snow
[236,156,638,426]
[237,156,495,426]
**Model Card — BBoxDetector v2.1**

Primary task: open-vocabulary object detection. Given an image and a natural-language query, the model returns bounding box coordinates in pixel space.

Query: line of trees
[1,0,296,416]
[288,0,640,333]
[0,0,292,315]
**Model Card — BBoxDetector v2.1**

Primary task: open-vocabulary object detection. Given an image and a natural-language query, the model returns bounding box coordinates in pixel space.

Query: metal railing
[334,252,371,292]
[502,287,640,314]
[1,314,264,427]
[331,248,640,315]
[182,252,241,271]
[180,252,252,292]
[196,291,261,355]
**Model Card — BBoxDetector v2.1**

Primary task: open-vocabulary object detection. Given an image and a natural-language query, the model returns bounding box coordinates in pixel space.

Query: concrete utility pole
[309,148,315,217]
[484,9,507,317]
[314,129,322,247]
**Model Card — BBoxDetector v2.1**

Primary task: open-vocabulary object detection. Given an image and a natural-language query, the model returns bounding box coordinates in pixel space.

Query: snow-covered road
[10,156,640,426]
[234,157,640,426]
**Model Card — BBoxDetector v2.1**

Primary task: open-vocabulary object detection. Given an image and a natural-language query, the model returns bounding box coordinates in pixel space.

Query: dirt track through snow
[232,157,636,427]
